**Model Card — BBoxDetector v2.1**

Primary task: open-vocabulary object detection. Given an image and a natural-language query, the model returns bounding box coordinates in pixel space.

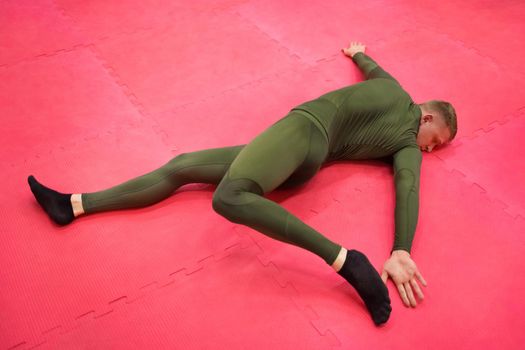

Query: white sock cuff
[331,247,347,272]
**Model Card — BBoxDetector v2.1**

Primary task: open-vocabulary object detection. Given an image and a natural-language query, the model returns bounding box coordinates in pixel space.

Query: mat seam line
[430,106,525,219]
[8,230,255,350]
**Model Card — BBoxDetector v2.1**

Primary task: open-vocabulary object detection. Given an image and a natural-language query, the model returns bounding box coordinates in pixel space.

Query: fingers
[410,278,425,301]
[410,268,427,304]
[397,279,425,308]
[387,257,427,308]
[415,270,428,287]
[396,283,410,307]
[342,41,366,57]
[346,41,364,47]
[404,282,417,307]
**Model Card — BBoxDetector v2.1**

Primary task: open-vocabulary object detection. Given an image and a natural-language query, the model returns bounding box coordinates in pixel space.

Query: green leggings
[82,111,342,265]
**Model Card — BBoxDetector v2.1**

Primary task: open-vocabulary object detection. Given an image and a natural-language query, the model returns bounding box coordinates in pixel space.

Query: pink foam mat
[434,109,525,218]
[246,155,525,349]
[405,0,525,74]
[236,0,430,65]
[151,60,348,152]
[2,0,525,349]
[86,9,301,116]
[31,243,338,349]
[0,48,148,164]
[0,0,86,67]
[53,0,250,38]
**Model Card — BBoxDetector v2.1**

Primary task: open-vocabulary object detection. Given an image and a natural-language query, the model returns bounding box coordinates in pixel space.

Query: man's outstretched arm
[381,146,428,308]
[391,146,422,253]
[342,41,400,83]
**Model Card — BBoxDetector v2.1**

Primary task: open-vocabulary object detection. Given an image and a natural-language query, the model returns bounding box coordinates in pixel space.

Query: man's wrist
[391,249,411,257]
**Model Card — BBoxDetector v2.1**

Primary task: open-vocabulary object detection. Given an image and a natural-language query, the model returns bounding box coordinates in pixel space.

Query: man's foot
[337,249,392,325]
[27,175,74,226]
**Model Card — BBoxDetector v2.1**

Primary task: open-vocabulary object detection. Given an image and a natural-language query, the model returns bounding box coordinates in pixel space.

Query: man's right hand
[342,41,366,58]
[381,250,427,308]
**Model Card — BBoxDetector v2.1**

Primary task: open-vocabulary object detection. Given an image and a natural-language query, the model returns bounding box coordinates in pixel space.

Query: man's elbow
[395,168,416,187]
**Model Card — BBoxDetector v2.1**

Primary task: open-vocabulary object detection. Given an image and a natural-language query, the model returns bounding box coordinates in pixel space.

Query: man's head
[416,100,458,152]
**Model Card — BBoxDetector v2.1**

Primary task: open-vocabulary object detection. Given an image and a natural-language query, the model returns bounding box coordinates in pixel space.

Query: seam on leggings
[297,121,315,169]
[292,109,329,145]
[85,162,232,205]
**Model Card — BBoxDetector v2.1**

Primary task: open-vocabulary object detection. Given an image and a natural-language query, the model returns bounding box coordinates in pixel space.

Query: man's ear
[422,114,433,123]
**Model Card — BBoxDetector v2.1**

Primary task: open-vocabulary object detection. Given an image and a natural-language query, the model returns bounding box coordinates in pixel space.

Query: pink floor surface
[1,0,525,349]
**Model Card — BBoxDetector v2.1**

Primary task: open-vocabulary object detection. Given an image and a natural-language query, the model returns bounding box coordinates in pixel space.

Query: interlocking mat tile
[0,0,86,67]
[435,110,525,218]
[29,243,337,349]
[88,9,301,115]
[2,0,525,348]
[246,155,525,349]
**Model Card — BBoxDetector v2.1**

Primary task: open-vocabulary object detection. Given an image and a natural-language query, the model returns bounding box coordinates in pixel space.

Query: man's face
[416,115,451,153]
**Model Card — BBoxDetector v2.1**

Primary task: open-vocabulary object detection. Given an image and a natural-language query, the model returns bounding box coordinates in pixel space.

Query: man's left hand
[381,250,427,308]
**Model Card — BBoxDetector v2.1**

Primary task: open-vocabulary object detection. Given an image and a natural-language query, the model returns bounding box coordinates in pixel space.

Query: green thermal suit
[82,52,422,265]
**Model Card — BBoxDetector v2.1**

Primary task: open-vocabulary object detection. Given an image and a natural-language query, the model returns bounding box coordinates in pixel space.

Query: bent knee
[211,190,228,215]
[212,177,264,222]
[211,191,244,223]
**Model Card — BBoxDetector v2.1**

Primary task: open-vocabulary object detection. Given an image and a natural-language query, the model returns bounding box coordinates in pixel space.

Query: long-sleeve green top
[291,52,422,253]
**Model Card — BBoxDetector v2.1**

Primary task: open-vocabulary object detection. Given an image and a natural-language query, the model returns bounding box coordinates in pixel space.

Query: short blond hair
[420,100,458,141]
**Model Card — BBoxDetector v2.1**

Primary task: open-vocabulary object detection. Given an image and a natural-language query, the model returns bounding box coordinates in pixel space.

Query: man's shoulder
[361,78,410,97]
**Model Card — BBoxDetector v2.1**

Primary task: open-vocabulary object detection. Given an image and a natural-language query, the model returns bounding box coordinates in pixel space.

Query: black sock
[27,175,75,226]
[338,249,392,325]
